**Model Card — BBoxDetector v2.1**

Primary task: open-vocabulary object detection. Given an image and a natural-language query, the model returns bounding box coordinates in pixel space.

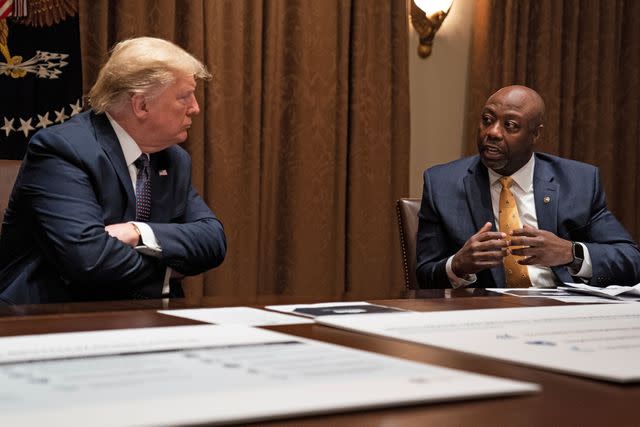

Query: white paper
[561,282,640,300]
[266,301,406,317]
[0,325,537,426]
[486,287,630,303]
[158,306,313,326]
[317,303,640,383]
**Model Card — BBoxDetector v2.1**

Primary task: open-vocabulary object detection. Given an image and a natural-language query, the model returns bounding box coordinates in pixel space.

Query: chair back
[396,197,421,290]
[0,160,21,230]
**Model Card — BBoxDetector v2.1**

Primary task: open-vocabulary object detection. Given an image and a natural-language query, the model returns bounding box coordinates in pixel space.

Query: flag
[0,1,14,20]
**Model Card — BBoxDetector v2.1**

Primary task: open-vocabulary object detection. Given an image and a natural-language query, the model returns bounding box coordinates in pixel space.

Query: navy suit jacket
[416,153,640,289]
[0,111,226,304]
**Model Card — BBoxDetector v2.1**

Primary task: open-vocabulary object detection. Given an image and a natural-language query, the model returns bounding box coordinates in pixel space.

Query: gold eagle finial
[16,0,78,27]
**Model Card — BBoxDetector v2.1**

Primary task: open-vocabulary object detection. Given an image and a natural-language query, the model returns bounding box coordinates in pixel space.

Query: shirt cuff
[446,256,477,288]
[162,267,172,297]
[130,221,162,251]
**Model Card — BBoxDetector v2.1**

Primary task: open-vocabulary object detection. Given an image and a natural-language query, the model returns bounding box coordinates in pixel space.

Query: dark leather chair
[395,198,421,290]
[0,160,21,230]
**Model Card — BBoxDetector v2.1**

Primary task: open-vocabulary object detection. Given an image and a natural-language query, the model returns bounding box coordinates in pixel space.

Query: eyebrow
[483,107,524,119]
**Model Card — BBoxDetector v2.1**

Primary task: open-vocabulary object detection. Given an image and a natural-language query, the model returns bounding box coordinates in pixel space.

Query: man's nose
[485,121,502,139]
[188,96,200,115]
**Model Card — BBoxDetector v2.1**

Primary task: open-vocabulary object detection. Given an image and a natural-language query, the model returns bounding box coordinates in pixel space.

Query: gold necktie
[499,176,532,288]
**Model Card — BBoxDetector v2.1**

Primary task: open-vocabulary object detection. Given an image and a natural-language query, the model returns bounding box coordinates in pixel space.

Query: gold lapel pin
[543,196,551,204]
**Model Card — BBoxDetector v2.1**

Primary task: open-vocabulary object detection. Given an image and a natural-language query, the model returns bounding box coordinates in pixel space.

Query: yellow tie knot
[499,176,513,190]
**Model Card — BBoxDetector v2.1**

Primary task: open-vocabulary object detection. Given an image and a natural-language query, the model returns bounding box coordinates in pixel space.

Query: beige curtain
[466,0,640,241]
[79,0,410,301]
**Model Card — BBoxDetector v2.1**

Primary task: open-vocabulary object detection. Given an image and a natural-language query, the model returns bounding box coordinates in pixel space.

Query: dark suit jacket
[0,111,226,304]
[416,153,640,289]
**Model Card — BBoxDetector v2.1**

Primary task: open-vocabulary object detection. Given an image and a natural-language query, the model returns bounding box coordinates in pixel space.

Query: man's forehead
[484,90,533,115]
[482,101,526,116]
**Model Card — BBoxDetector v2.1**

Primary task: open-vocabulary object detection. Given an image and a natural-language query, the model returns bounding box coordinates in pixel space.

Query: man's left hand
[105,223,140,247]
[508,224,573,267]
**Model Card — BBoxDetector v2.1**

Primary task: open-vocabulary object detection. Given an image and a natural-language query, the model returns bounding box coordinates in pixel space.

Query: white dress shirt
[446,155,592,288]
[105,113,162,251]
[106,114,171,294]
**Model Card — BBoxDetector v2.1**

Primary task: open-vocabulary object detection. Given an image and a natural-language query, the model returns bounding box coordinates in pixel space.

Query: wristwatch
[567,241,584,271]
[131,223,143,246]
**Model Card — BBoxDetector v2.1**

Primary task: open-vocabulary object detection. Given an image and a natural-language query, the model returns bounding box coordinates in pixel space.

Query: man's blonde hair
[89,37,211,113]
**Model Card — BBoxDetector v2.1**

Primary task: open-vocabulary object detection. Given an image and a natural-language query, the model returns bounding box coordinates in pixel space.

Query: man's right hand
[105,223,141,247]
[451,222,508,277]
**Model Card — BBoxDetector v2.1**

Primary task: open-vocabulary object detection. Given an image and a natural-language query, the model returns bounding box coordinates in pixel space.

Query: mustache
[479,141,503,151]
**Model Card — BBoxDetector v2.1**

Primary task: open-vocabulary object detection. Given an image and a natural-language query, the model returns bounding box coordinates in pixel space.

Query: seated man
[0,37,226,304]
[416,85,640,289]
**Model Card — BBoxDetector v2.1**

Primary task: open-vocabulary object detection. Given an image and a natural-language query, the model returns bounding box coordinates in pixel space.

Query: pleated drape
[466,0,640,241]
[78,0,410,301]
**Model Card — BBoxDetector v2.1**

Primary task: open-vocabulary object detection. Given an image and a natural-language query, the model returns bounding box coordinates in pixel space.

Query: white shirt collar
[487,154,535,192]
[105,112,143,167]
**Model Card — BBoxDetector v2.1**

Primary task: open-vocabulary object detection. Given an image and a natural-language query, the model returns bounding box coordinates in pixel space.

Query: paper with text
[0,324,537,426]
[486,287,631,303]
[266,301,406,318]
[317,303,640,383]
[560,282,640,301]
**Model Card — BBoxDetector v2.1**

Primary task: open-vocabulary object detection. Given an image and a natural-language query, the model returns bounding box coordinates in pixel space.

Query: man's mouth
[481,145,503,159]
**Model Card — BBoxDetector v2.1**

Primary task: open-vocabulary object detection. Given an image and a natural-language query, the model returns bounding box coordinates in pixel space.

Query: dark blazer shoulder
[34,110,97,140]
[424,155,481,181]
[27,111,105,158]
[534,152,597,173]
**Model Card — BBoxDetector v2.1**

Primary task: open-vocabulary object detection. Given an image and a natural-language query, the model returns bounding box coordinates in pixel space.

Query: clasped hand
[105,223,140,247]
[451,222,573,277]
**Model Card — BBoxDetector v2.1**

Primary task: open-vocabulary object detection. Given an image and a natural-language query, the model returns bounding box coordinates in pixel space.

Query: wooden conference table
[0,289,637,426]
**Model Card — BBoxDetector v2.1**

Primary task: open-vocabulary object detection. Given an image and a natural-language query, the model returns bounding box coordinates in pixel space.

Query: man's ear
[130,93,149,119]
[533,124,543,144]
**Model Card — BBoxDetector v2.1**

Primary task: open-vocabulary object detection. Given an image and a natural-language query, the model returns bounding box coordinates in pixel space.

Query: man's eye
[481,115,493,125]
[504,121,520,131]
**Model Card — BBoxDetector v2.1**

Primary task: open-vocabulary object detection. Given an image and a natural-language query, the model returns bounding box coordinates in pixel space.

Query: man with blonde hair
[0,37,226,303]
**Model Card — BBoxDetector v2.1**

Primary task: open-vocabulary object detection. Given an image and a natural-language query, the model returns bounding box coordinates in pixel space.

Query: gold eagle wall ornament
[0,0,77,78]
[0,19,25,77]
[15,0,77,27]
[0,0,82,148]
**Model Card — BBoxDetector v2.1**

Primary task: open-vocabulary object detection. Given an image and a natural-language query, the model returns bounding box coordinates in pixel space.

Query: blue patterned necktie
[134,154,151,222]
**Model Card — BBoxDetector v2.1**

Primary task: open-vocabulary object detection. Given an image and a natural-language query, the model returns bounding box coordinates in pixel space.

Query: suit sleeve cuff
[446,256,477,288]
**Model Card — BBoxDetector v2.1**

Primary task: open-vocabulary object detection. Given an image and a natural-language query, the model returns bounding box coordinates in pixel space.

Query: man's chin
[176,132,189,143]
[480,156,507,172]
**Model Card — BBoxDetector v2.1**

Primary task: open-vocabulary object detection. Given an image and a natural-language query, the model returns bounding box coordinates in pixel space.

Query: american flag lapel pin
[159,169,168,176]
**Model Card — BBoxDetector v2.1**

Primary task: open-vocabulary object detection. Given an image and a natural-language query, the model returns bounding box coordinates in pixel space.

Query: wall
[408,0,475,197]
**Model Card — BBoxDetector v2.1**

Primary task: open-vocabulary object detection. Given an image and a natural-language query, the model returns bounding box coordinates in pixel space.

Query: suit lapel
[150,152,171,222]
[533,155,559,235]
[532,156,573,282]
[463,159,504,287]
[91,112,136,219]
[463,159,495,231]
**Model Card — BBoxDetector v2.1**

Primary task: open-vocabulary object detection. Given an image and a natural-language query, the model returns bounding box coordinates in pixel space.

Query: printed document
[317,303,640,383]
[559,282,640,301]
[158,306,313,326]
[0,324,537,426]
[266,301,406,318]
[486,287,631,303]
